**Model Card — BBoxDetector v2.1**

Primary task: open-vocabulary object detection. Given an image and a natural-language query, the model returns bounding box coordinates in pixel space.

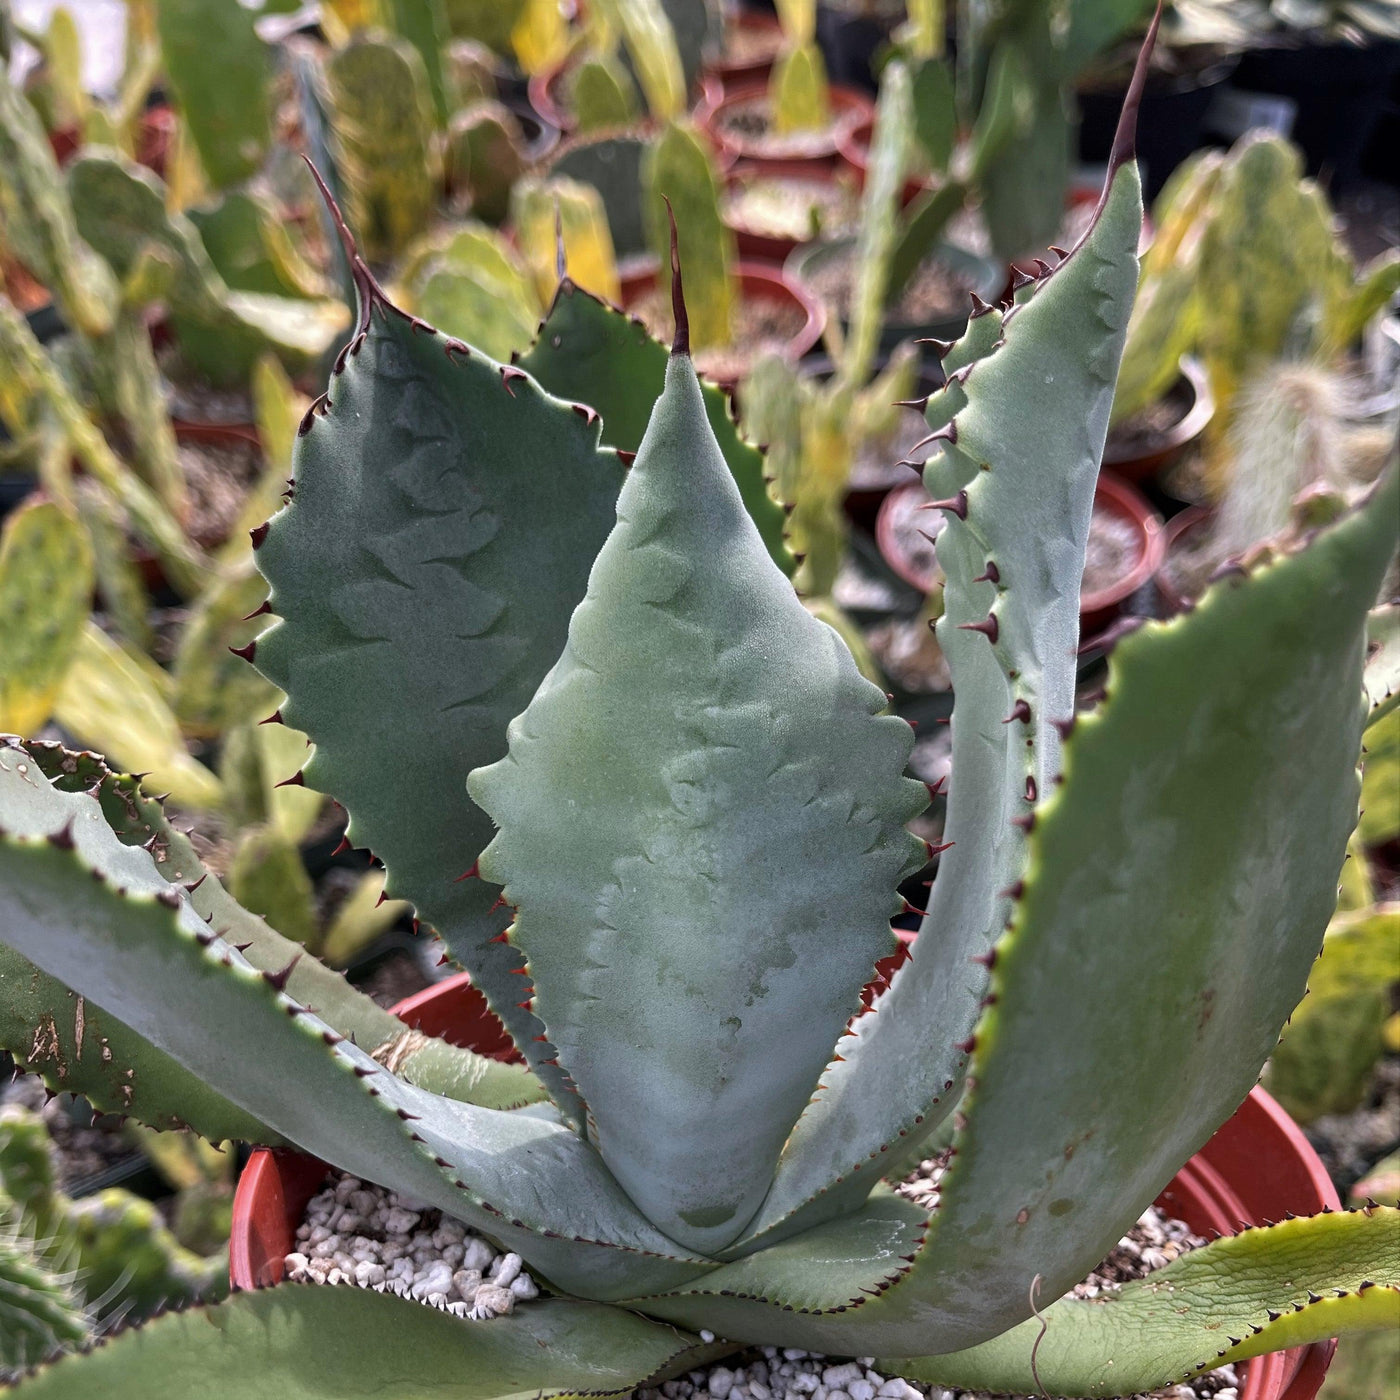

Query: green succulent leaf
[252,254,628,1121]
[5,1288,732,1399]
[469,352,926,1254]
[1365,603,1400,732]
[0,743,718,1298]
[4,739,545,1116]
[153,0,271,188]
[745,152,1143,1253]
[518,280,793,574]
[887,1208,1400,1398]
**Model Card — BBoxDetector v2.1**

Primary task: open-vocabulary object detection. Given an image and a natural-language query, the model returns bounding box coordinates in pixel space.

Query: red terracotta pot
[704,10,785,87]
[836,116,933,208]
[617,259,826,390]
[875,473,1164,632]
[1155,504,1214,615]
[695,79,873,170]
[229,975,1337,1398]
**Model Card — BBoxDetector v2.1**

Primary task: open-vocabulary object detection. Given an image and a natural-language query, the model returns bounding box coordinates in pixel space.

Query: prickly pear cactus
[0,500,92,737]
[770,41,830,135]
[572,53,639,132]
[511,175,620,305]
[643,123,735,349]
[152,0,272,189]
[325,33,440,262]
[445,102,526,225]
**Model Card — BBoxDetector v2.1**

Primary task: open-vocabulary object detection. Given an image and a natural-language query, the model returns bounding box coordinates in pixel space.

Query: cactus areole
[0,11,1396,1396]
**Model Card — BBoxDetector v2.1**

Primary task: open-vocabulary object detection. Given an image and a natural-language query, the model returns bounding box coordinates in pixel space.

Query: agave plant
[0,26,1397,1396]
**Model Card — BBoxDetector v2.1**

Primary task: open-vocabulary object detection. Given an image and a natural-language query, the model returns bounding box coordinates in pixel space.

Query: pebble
[285,1173,539,1322]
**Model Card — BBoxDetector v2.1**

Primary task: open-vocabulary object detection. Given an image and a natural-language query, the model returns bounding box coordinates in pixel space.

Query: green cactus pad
[518,279,793,574]
[0,500,92,737]
[468,349,925,1254]
[643,123,736,351]
[325,34,439,262]
[153,0,271,189]
[445,103,527,226]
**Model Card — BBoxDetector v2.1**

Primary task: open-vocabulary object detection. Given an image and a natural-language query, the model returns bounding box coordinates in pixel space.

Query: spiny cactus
[0,26,1397,1398]
[0,1218,87,1378]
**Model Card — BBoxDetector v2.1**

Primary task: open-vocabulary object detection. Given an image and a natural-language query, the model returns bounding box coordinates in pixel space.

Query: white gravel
[283,1173,539,1320]
[287,1175,1238,1398]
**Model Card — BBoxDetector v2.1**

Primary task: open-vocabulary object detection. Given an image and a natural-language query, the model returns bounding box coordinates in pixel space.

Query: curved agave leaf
[518,279,792,574]
[0,739,543,1116]
[253,193,628,1124]
[6,1289,732,1399]
[0,741,714,1298]
[469,323,926,1252]
[742,70,1147,1252]
[887,1208,1400,1397]
[637,461,1399,1354]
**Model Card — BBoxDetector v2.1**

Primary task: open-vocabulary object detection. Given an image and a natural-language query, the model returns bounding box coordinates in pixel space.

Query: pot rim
[875,473,1165,617]
[696,79,874,166]
[1103,355,1215,474]
[229,975,1337,1399]
[703,9,785,84]
[616,258,827,379]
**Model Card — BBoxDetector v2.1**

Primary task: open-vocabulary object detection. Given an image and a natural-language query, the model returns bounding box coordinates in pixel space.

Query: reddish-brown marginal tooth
[499,365,528,397]
[1002,699,1032,725]
[274,772,306,788]
[1011,813,1035,832]
[972,560,1000,584]
[968,293,994,318]
[958,615,999,643]
[453,860,481,883]
[1033,259,1054,278]
[571,402,600,426]
[919,490,968,520]
[617,450,636,466]
[228,641,257,663]
[249,523,270,550]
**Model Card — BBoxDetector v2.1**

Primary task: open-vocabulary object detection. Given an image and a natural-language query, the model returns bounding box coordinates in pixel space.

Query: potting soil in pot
[1105,392,1191,465]
[806,245,976,326]
[284,1173,541,1319]
[179,434,262,545]
[629,288,806,384]
[288,1165,1240,1397]
[723,178,859,245]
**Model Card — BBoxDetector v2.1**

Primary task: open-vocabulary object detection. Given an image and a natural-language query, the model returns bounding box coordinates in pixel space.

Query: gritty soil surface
[179,435,262,545]
[717,99,844,160]
[1305,1054,1400,1199]
[1082,508,1143,597]
[2,1076,135,1193]
[723,176,859,245]
[1107,385,1191,461]
[630,286,806,384]
[806,245,977,326]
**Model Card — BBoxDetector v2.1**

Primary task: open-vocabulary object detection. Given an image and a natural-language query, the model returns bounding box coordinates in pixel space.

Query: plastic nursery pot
[1103,356,1214,485]
[695,78,873,170]
[230,973,519,1291]
[787,235,1005,357]
[703,8,785,87]
[875,473,1164,633]
[230,990,1339,1400]
[617,259,826,391]
[529,58,721,140]
[722,159,861,263]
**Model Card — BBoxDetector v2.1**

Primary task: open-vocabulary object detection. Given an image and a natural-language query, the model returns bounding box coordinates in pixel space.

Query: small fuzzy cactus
[0,22,1397,1398]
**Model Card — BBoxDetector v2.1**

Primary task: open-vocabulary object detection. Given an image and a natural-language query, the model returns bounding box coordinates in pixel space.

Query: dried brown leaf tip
[663,195,689,358]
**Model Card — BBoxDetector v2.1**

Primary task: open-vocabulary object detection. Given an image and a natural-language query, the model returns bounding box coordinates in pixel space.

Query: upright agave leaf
[469,237,927,1253]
